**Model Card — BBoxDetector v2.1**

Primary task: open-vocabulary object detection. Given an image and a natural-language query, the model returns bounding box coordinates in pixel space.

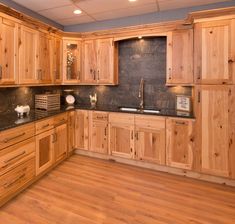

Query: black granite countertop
[0,105,195,132]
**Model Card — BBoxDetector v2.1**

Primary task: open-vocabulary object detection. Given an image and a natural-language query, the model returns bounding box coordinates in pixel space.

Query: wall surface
[0,37,191,114]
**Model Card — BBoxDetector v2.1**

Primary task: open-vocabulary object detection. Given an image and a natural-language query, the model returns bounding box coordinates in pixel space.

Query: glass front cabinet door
[62,38,81,84]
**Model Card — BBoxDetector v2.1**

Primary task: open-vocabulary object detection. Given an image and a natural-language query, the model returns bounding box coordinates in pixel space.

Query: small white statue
[89,93,97,107]
[15,105,30,118]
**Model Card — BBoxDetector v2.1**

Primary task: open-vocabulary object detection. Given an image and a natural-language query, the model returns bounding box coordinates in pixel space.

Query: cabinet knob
[228,59,234,64]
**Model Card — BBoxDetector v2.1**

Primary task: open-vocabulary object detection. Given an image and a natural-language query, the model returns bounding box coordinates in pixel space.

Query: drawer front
[0,123,35,150]
[54,113,68,127]
[0,138,35,176]
[92,111,108,122]
[109,113,134,124]
[0,158,35,200]
[135,115,166,129]
[36,118,54,134]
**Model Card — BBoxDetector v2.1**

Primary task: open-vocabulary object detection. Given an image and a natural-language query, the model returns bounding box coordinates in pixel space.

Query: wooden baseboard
[75,149,235,187]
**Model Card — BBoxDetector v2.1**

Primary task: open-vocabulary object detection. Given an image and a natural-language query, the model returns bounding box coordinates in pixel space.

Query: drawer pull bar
[3,132,26,143]
[4,151,26,164]
[175,121,186,125]
[4,173,26,189]
[41,124,50,129]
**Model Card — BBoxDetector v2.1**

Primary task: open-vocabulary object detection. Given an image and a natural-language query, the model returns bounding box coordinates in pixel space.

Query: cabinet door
[136,127,165,165]
[36,129,54,175]
[75,110,89,150]
[83,40,97,83]
[0,17,18,85]
[54,123,67,162]
[63,39,81,84]
[53,36,62,84]
[195,85,234,177]
[109,123,135,159]
[97,38,115,84]
[166,118,194,170]
[90,121,108,154]
[37,32,52,84]
[167,29,193,84]
[68,111,75,153]
[194,20,235,84]
[19,25,37,84]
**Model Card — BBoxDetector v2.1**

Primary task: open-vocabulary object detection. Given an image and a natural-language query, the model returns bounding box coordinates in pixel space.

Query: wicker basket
[35,94,60,111]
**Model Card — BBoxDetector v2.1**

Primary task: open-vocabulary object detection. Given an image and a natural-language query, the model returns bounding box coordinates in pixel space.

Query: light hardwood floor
[1,155,235,224]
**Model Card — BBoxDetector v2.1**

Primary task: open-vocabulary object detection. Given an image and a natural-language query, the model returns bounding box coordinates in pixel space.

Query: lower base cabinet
[135,115,166,165]
[109,113,135,159]
[166,118,195,170]
[36,129,54,176]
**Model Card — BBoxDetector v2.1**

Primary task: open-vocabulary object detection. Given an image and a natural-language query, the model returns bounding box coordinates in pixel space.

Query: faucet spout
[138,78,144,110]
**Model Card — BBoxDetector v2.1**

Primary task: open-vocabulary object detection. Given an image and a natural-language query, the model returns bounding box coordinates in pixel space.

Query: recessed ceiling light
[129,0,137,2]
[73,9,82,15]
[138,36,142,39]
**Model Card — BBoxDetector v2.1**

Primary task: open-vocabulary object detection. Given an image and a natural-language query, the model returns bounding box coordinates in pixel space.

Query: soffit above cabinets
[11,0,232,26]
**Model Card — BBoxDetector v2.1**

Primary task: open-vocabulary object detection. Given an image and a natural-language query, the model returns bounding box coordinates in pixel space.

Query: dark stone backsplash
[0,37,192,114]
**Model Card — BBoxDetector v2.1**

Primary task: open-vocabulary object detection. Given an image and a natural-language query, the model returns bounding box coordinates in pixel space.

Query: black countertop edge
[0,105,195,132]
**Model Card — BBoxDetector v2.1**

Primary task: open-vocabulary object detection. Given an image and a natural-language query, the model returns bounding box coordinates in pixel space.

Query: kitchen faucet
[138,78,144,110]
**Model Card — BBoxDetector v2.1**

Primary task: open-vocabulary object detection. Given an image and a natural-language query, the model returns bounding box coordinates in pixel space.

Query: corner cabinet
[62,38,81,84]
[194,19,235,84]
[0,17,19,85]
[167,29,194,84]
[195,85,235,177]
[166,118,195,170]
[83,38,118,85]
[135,115,166,165]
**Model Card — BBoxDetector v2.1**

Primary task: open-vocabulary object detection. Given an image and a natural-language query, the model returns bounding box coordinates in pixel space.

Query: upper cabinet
[62,38,81,84]
[83,38,118,85]
[19,25,37,84]
[167,29,194,85]
[36,32,53,84]
[194,19,235,84]
[52,35,62,84]
[0,17,18,85]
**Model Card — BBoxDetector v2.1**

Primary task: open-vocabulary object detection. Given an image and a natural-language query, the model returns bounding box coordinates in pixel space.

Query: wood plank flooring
[1,155,235,224]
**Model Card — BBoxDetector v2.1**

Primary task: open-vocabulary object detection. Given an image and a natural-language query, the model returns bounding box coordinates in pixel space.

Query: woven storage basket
[35,94,60,111]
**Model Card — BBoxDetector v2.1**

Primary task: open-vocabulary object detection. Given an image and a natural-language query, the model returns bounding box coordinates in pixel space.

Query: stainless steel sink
[119,107,161,114]
[119,107,138,112]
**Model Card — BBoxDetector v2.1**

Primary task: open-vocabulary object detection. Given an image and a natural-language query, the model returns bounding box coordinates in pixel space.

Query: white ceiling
[11,0,231,26]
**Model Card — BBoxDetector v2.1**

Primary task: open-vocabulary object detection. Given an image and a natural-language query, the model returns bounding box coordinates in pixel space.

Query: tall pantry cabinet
[194,18,235,178]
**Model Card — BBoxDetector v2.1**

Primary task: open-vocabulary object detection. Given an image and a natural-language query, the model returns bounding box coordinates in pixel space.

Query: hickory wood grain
[1,155,235,224]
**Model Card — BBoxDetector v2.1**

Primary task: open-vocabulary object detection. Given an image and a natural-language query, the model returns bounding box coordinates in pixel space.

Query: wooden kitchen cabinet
[194,19,235,84]
[109,113,135,159]
[62,38,81,84]
[68,111,76,153]
[135,115,166,165]
[166,118,195,170]
[167,29,194,84]
[36,32,52,84]
[194,85,235,177]
[52,35,62,84]
[83,38,117,85]
[18,25,38,84]
[89,111,108,154]
[35,129,54,175]
[0,17,19,85]
[75,110,89,150]
[54,123,67,162]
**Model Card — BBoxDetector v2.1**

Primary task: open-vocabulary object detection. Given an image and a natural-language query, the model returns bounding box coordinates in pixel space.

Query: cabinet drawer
[54,113,68,127]
[135,115,165,129]
[92,111,108,122]
[36,118,54,134]
[0,158,35,200]
[0,138,35,176]
[0,123,35,150]
[109,113,134,124]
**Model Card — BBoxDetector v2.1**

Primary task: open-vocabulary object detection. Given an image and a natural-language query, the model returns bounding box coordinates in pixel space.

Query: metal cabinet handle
[131,130,134,140]
[3,132,26,143]
[4,151,26,164]
[4,173,26,189]
[93,70,96,80]
[168,68,172,80]
[175,121,186,125]
[104,127,107,136]
[135,132,139,140]
[0,65,2,79]
[197,66,201,80]
[41,124,50,129]
[97,70,100,81]
[198,91,201,103]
